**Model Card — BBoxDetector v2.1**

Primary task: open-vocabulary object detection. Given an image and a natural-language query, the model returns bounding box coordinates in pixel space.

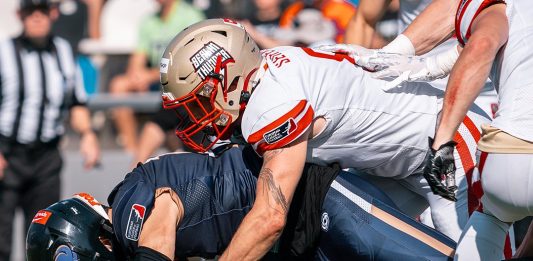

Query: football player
[158,18,491,259]
[328,0,533,259]
[26,145,457,260]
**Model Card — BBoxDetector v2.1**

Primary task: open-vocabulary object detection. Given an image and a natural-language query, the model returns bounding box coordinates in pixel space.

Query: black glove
[423,137,458,202]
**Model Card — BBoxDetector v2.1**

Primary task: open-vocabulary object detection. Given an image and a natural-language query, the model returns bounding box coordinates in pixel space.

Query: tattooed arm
[220,131,309,260]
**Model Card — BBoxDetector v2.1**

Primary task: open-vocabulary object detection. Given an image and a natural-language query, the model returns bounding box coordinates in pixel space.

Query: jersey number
[302,47,356,65]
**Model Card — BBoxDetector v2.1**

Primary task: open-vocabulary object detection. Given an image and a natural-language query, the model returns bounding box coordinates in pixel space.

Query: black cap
[19,0,52,10]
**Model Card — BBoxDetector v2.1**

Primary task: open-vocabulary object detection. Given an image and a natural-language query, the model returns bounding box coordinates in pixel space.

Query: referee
[0,0,100,259]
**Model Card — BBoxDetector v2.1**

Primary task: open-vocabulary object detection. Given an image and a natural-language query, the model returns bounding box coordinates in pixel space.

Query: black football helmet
[26,194,120,261]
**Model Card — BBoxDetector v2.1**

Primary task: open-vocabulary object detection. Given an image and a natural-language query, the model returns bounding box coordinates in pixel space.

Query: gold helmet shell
[159,18,262,151]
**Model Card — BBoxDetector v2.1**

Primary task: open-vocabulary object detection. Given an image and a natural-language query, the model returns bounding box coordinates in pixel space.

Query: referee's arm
[69,66,100,170]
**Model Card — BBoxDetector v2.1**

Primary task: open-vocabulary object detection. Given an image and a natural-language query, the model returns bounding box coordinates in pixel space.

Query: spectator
[0,0,100,259]
[52,0,105,53]
[273,7,337,47]
[239,0,290,49]
[53,0,105,96]
[280,0,356,43]
[133,108,184,166]
[108,0,205,153]
[240,0,337,49]
[187,0,252,19]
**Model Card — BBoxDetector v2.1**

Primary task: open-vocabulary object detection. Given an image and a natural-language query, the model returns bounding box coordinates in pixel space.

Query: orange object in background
[280,0,356,43]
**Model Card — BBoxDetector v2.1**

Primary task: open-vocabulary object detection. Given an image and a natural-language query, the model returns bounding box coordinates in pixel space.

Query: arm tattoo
[259,168,289,214]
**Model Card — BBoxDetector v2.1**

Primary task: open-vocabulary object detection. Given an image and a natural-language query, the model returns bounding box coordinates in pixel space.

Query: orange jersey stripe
[254,105,314,155]
[248,100,309,144]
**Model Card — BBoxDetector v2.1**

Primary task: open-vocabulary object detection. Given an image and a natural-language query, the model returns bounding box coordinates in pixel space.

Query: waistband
[0,135,60,153]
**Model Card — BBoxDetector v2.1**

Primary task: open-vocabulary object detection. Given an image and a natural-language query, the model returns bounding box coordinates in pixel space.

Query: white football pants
[455,152,533,260]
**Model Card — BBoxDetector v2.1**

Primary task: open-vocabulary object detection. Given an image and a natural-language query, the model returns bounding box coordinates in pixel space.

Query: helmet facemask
[163,55,235,152]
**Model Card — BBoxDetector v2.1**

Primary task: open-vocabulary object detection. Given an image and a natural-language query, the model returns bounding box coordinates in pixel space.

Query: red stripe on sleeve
[465,0,506,42]
[456,0,473,46]
[248,100,308,144]
[456,0,506,45]
[254,105,314,156]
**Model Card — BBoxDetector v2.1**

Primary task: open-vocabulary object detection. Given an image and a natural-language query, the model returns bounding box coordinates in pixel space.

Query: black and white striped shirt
[0,35,87,145]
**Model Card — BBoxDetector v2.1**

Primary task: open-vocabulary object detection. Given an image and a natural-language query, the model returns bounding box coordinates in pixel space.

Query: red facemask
[162,56,234,152]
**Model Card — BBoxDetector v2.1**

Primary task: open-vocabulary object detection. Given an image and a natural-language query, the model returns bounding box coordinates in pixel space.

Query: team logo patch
[263,118,297,144]
[321,212,329,232]
[54,245,79,261]
[125,204,146,241]
[32,210,52,225]
[190,41,233,80]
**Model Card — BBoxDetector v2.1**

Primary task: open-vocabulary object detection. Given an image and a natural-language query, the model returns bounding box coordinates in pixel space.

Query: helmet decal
[160,58,170,74]
[222,18,245,29]
[74,193,109,220]
[190,41,234,80]
[31,210,52,225]
[54,245,79,261]
[125,204,146,241]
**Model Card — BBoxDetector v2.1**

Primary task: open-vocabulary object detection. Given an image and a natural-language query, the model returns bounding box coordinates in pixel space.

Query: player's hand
[371,46,460,90]
[423,138,458,202]
[80,131,101,170]
[0,152,7,180]
[317,44,387,71]
[371,55,450,82]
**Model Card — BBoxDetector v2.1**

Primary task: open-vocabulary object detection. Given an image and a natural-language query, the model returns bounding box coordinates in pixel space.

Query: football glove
[316,44,393,72]
[372,45,459,84]
[318,44,460,91]
[423,137,458,202]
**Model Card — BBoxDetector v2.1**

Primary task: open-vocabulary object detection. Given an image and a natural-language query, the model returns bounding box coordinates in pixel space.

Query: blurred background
[0,0,400,259]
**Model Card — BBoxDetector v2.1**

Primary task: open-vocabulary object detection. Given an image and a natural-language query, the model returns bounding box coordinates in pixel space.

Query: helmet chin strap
[213,55,228,103]
[239,67,259,110]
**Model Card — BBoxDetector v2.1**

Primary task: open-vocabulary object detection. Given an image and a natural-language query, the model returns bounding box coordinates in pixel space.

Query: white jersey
[242,47,445,179]
[456,0,533,142]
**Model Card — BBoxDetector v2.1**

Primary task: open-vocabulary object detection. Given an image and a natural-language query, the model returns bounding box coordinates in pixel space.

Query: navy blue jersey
[107,146,261,259]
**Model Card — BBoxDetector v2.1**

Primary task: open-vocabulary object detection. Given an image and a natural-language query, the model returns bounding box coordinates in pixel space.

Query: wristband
[435,44,460,74]
[382,34,416,55]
